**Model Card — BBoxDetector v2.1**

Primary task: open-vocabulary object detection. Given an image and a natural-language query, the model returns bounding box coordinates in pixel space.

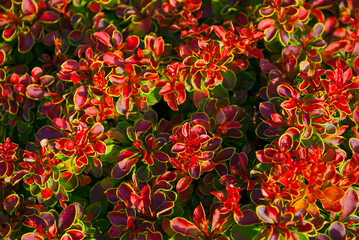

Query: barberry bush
[1,0,359,239]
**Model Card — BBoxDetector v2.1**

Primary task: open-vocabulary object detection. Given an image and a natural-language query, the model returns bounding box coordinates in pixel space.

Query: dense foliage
[1,0,359,239]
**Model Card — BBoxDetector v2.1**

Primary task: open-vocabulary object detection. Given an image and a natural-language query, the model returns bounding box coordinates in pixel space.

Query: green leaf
[231,224,260,240]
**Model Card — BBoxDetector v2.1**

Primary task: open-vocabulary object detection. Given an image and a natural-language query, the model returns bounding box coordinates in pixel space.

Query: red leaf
[26,84,45,100]
[170,218,203,236]
[41,186,52,199]
[322,186,345,203]
[21,233,43,240]
[172,143,186,153]
[0,49,5,65]
[154,37,164,56]
[94,32,112,47]
[117,183,134,205]
[279,29,289,45]
[74,85,88,109]
[66,230,85,240]
[93,140,106,154]
[58,204,76,232]
[22,0,38,15]
[39,11,60,22]
[213,25,227,40]
[193,204,206,228]
[258,18,275,30]
[18,31,34,53]
[125,35,139,51]
[62,60,81,71]
[176,176,193,192]
[3,25,16,41]
[52,118,70,131]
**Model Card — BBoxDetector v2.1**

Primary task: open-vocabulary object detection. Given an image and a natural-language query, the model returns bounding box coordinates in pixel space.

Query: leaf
[170,218,203,236]
[235,209,261,226]
[52,118,71,131]
[58,204,76,232]
[22,0,38,15]
[125,35,140,51]
[350,138,359,154]
[256,205,274,223]
[21,233,43,240]
[108,211,128,226]
[94,32,112,47]
[36,126,65,141]
[340,188,359,221]
[26,84,45,100]
[4,194,19,213]
[231,224,260,240]
[18,31,34,53]
[74,85,88,109]
[39,11,60,22]
[322,186,345,203]
[66,230,85,240]
[329,222,346,240]
[222,69,236,89]
[176,176,193,192]
[154,37,164,56]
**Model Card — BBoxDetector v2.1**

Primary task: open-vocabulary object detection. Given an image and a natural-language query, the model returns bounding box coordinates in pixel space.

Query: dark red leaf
[176,176,193,192]
[350,138,359,154]
[61,60,81,71]
[0,49,5,65]
[18,31,34,53]
[4,194,19,213]
[170,218,203,236]
[153,152,170,162]
[58,204,76,232]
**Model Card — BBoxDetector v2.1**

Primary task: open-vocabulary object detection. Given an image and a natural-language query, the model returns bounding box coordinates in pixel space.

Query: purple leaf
[108,211,128,226]
[340,188,359,221]
[235,209,261,225]
[36,126,65,142]
[350,138,359,154]
[256,206,274,223]
[329,222,346,240]
[58,204,76,232]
